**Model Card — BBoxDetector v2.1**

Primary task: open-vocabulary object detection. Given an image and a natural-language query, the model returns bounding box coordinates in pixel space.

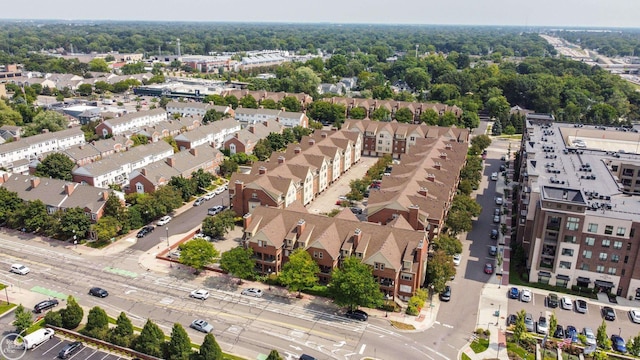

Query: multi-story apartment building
[0,127,85,171]
[165,101,233,118]
[515,117,640,298]
[324,98,463,123]
[234,108,309,128]
[173,118,241,150]
[342,119,469,158]
[223,121,284,155]
[219,90,313,110]
[243,206,429,301]
[95,108,167,137]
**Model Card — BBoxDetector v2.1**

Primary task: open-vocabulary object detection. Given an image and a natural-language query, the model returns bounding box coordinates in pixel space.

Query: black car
[89,287,109,298]
[506,314,517,326]
[58,341,82,359]
[345,309,368,321]
[547,293,559,308]
[553,325,565,338]
[602,306,616,321]
[439,286,451,302]
[136,226,154,238]
[299,355,318,360]
[490,229,499,239]
[350,207,363,215]
[34,299,59,313]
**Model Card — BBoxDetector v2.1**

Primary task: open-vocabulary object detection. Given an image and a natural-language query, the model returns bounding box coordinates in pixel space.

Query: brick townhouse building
[95,108,167,137]
[223,121,284,155]
[324,98,463,123]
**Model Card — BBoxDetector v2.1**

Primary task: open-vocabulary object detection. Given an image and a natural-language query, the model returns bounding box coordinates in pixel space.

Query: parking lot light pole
[166,227,170,248]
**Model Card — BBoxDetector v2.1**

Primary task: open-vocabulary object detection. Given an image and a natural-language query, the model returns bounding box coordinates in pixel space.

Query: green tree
[279,248,320,296]
[348,107,367,119]
[133,319,165,357]
[203,109,225,123]
[470,134,492,151]
[328,256,383,310]
[394,108,414,123]
[77,83,93,96]
[43,310,62,327]
[166,323,193,360]
[13,304,32,333]
[202,210,236,239]
[293,66,321,95]
[426,250,455,293]
[512,310,527,344]
[93,216,120,242]
[419,108,439,125]
[371,107,391,121]
[431,234,462,256]
[35,153,75,181]
[80,306,109,340]
[0,99,23,126]
[60,296,83,329]
[597,320,611,349]
[130,134,149,146]
[191,169,216,192]
[404,67,431,92]
[93,81,112,94]
[239,95,258,109]
[0,187,24,223]
[24,111,68,136]
[265,350,283,360]
[260,99,278,109]
[219,159,239,177]
[219,246,256,281]
[88,58,109,72]
[198,333,223,360]
[278,96,302,112]
[445,209,473,236]
[629,334,640,356]
[179,238,219,274]
[20,200,49,232]
[59,207,92,240]
[253,139,272,161]
[169,176,197,202]
[108,312,135,348]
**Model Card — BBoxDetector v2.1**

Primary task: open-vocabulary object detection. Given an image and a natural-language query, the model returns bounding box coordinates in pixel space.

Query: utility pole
[415,44,419,58]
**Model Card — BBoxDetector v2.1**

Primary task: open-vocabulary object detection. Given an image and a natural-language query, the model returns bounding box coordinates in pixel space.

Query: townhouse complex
[515,115,640,299]
[324,97,463,124]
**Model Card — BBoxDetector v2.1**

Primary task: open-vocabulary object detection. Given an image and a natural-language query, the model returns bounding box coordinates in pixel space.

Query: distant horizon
[0,0,637,29]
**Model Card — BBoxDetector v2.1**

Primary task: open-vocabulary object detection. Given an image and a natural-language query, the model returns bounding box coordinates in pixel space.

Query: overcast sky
[2,0,638,28]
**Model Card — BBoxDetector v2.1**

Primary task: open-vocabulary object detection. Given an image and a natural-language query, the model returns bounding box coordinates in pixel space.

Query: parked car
[493,215,501,223]
[494,208,501,216]
[190,289,209,300]
[439,286,451,302]
[34,299,59,313]
[491,172,498,181]
[629,309,640,323]
[193,197,205,206]
[560,296,572,310]
[453,254,462,266]
[89,287,109,298]
[214,186,226,195]
[203,192,216,200]
[10,263,30,275]
[495,197,503,205]
[484,263,494,274]
[575,299,588,314]
[602,306,616,321]
[194,233,212,241]
[565,326,578,343]
[524,313,534,332]
[299,355,318,360]
[520,289,532,303]
[168,250,181,259]
[553,325,564,339]
[583,327,596,346]
[190,319,213,333]
[156,215,172,226]
[537,316,549,335]
[506,314,517,326]
[136,225,154,238]
[547,293,559,308]
[500,164,506,172]
[241,288,263,298]
[207,206,224,216]
[509,287,519,299]
[490,229,499,239]
[58,341,82,359]
[611,334,627,353]
[350,207,363,215]
[345,309,369,321]
[489,246,497,256]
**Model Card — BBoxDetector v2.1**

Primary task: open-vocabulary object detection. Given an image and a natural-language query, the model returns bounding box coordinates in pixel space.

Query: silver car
[524,313,534,332]
[190,319,213,333]
[241,288,263,298]
[583,327,596,346]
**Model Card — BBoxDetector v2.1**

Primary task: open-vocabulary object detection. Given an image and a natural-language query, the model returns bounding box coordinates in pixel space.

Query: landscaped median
[0,283,17,316]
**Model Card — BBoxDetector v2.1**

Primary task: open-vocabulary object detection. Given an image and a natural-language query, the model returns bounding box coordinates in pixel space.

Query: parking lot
[506,288,640,341]
[20,336,130,360]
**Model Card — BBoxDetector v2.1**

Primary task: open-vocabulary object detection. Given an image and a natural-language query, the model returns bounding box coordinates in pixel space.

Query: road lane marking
[359,344,366,354]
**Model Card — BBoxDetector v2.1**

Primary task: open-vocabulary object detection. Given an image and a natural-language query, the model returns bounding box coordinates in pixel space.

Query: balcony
[380,279,395,287]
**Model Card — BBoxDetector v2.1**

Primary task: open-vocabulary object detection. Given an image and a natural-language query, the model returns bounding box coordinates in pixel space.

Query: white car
[537,316,549,335]
[491,172,498,181]
[520,288,532,302]
[203,192,215,200]
[194,233,212,241]
[214,187,226,195]
[561,296,572,310]
[193,198,205,206]
[452,254,462,266]
[241,288,263,298]
[190,319,213,333]
[190,289,209,300]
[629,309,640,323]
[156,215,172,226]
[10,263,30,275]
[495,197,504,205]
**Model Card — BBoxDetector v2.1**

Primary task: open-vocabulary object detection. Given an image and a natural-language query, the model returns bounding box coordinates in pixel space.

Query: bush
[484,329,491,336]
[406,304,419,316]
[44,311,62,327]
[303,285,330,298]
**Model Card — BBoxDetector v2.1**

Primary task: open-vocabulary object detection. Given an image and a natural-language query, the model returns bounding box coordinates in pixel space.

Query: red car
[484,263,494,274]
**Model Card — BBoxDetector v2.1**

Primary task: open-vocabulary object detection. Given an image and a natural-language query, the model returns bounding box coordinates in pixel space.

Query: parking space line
[41,339,63,355]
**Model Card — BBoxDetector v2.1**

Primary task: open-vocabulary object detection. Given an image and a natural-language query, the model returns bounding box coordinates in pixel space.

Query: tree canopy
[178,238,219,273]
[328,256,383,310]
[278,248,320,295]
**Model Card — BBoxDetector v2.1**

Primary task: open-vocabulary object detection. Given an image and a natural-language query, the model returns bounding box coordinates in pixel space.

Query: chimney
[0,173,8,184]
[445,143,453,150]
[166,157,176,167]
[418,187,428,197]
[353,228,362,248]
[426,173,435,182]
[234,133,239,138]
[434,162,441,170]
[263,121,269,127]
[258,166,267,175]
[140,168,147,176]
[64,183,75,195]
[102,191,109,201]
[321,132,327,138]
[249,125,256,134]
[189,148,198,156]
[408,205,420,230]
[440,152,447,160]
[308,139,315,146]
[277,156,285,164]
[30,177,40,188]
[294,147,301,154]
[296,219,306,236]
[243,212,252,229]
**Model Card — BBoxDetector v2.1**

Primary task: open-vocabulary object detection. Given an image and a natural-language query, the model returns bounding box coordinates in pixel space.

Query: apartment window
[318,252,323,259]
[582,250,592,259]
[628,242,633,250]
[378,140,383,144]
[617,227,626,236]
[587,223,598,233]
[612,254,620,263]
[580,263,589,271]
[605,225,613,235]
[561,248,574,256]
[584,237,595,246]
[566,217,580,231]
[631,228,635,238]
[563,235,577,243]
[251,193,258,199]
[625,255,629,264]
[401,273,413,281]
[313,251,318,258]
[613,241,623,250]
[410,136,415,141]
[599,253,608,261]
[258,240,267,247]
[559,261,571,269]
[374,262,385,270]
[608,267,617,275]
[601,239,611,247]
[622,269,626,276]
[596,265,605,273]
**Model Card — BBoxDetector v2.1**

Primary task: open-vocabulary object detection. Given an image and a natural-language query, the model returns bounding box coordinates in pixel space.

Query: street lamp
[166,226,170,248]
[73,230,77,249]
